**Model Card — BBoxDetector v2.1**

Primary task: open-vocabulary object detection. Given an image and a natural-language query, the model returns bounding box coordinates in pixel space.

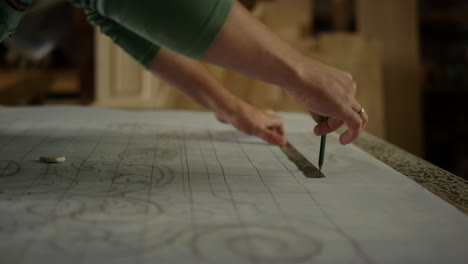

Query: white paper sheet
[0,106,466,264]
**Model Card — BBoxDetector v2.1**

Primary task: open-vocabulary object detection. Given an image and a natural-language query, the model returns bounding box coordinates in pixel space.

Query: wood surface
[357,0,422,155]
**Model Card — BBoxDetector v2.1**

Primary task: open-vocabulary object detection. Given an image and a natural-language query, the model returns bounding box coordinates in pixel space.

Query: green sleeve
[85,10,160,68]
[0,0,31,42]
[68,0,233,59]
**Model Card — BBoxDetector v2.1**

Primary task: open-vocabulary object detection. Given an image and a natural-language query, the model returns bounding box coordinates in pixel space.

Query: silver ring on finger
[357,107,365,116]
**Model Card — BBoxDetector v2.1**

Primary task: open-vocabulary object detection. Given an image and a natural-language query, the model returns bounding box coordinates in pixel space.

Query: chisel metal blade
[281,142,325,178]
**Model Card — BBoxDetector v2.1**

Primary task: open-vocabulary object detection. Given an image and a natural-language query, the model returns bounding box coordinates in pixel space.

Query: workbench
[354,133,468,213]
[0,106,466,264]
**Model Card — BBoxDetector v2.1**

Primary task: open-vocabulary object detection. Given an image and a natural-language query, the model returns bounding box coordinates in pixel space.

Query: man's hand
[203,1,368,145]
[215,102,286,146]
[148,49,285,146]
[286,58,369,145]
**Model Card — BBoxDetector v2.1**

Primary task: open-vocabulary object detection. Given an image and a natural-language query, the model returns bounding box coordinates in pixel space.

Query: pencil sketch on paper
[0,107,466,264]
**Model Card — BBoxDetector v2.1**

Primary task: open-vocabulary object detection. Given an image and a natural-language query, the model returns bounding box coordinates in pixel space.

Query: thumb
[255,127,286,146]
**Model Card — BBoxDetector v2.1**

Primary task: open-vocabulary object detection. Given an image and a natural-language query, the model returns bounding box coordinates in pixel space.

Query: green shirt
[0,0,233,67]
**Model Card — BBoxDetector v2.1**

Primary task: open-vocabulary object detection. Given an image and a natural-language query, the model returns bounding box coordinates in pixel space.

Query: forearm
[150,48,286,146]
[202,0,303,89]
[85,8,241,116]
[149,48,243,115]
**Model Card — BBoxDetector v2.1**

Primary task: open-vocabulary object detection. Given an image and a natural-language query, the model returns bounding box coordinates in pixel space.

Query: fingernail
[313,127,319,135]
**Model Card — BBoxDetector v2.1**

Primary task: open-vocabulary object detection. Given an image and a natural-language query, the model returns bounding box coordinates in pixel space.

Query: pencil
[318,116,328,171]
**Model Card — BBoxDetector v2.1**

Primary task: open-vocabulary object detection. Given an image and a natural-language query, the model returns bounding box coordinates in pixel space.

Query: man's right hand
[203,0,368,145]
[285,57,369,145]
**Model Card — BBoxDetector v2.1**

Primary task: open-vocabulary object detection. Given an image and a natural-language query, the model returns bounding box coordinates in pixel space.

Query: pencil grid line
[0,156,48,201]
[181,127,201,264]
[19,123,61,160]
[207,129,256,264]
[198,130,232,203]
[0,117,37,153]
[296,132,374,263]
[16,125,107,264]
[268,142,374,264]
[79,133,135,264]
[6,117,87,263]
[0,132,17,152]
[177,130,191,202]
[201,140,218,197]
[198,133,217,196]
[236,138,296,231]
[140,131,158,264]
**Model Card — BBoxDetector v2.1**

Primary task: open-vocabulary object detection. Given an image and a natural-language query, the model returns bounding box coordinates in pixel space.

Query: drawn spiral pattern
[191,224,322,263]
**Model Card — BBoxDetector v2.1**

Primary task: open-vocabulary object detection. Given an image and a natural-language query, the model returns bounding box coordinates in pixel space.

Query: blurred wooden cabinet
[357,0,421,154]
[95,35,192,110]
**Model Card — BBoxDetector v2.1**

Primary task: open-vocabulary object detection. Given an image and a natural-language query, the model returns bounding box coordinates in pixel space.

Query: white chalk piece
[39,156,66,163]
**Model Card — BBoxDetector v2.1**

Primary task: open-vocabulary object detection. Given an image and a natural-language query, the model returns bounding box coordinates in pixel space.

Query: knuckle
[342,94,354,105]
[256,128,267,138]
[344,72,353,80]
[244,126,256,136]
[363,115,369,123]
[263,134,273,142]
[346,80,356,92]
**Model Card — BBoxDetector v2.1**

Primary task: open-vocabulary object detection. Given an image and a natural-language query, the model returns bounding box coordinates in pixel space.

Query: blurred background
[0,0,467,179]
